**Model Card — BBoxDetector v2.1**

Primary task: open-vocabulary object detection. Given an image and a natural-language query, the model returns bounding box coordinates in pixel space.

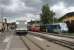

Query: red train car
[31,24,40,32]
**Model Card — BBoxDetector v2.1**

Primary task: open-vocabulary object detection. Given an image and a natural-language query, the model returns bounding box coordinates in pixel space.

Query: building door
[65,20,74,32]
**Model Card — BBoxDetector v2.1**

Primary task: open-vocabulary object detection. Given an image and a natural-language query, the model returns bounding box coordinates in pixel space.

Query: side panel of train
[47,23,68,33]
[28,23,68,33]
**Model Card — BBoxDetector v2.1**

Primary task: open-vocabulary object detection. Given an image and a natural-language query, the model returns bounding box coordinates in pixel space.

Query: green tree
[40,4,55,24]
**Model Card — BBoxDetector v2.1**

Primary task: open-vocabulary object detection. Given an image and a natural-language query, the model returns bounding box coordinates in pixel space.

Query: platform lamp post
[4,17,8,31]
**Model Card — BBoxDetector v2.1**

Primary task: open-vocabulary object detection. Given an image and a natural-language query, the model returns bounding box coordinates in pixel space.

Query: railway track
[29,32,74,50]
[20,36,30,50]
[20,36,44,50]
[19,35,71,50]
[46,33,74,39]
[37,32,74,39]
[29,31,74,39]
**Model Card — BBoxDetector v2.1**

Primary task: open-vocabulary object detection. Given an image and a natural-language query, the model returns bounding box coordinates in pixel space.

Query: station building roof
[59,12,74,21]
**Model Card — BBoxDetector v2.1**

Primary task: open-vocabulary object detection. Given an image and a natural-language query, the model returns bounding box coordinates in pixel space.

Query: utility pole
[0,7,4,32]
[0,7,5,42]
[53,13,55,24]
[53,16,54,24]
[1,7,3,22]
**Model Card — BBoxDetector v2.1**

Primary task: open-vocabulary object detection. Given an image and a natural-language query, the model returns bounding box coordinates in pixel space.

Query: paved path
[0,30,15,50]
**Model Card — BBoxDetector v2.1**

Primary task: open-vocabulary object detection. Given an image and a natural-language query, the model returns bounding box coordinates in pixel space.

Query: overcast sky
[0,0,74,22]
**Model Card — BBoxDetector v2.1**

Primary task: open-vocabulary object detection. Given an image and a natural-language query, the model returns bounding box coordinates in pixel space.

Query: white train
[16,20,28,35]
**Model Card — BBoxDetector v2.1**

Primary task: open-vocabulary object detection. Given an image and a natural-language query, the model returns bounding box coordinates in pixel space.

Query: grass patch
[66,33,74,36]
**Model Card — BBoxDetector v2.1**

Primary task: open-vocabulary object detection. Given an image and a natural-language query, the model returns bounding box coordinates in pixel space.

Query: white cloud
[1,0,74,22]
[51,2,74,19]
[31,0,42,4]
[5,0,35,13]
[25,13,40,21]
[7,13,40,23]
[5,0,20,11]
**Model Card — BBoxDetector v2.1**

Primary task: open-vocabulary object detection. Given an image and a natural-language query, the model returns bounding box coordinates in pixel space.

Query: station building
[59,12,74,32]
